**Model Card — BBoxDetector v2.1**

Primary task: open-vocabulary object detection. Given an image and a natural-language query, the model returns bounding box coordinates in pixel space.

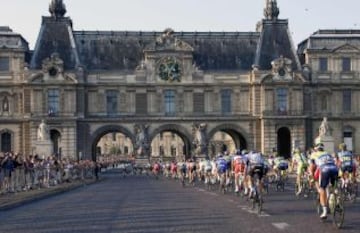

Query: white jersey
[248,152,264,165]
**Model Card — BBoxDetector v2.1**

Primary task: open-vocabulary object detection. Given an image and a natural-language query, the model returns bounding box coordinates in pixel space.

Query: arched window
[1,132,11,152]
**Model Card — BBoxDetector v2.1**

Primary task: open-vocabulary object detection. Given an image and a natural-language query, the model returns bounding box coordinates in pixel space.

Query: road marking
[258,213,270,217]
[272,222,290,230]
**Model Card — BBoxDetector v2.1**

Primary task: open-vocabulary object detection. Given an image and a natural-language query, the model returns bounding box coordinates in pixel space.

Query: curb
[0,179,100,211]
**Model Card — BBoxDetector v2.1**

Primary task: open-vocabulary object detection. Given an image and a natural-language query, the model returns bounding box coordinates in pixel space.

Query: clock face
[48,67,58,77]
[278,68,286,77]
[158,57,181,82]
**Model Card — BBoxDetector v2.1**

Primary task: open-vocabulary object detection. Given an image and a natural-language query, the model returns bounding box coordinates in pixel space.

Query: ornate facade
[0,0,359,160]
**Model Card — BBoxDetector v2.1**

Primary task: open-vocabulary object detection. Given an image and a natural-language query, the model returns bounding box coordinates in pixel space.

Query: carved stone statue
[134,124,150,157]
[49,0,66,19]
[37,120,50,141]
[319,117,330,137]
[192,123,207,156]
[2,96,9,112]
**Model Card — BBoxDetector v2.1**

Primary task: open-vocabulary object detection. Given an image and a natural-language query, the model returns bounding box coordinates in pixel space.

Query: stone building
[0,0,359,160]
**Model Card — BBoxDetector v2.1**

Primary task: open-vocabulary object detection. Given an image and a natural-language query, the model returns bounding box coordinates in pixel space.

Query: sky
[2,0,360,49]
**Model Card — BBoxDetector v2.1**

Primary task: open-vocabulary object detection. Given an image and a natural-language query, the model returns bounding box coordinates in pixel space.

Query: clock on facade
[158,57,181,82]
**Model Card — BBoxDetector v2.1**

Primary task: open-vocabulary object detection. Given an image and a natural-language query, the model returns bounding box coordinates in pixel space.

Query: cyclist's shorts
[217,166,227,174]
[249,164,264,180]
[315,165,338,189]
[297,163,308,175]
[340,164,353,173]
[277,162,288,171]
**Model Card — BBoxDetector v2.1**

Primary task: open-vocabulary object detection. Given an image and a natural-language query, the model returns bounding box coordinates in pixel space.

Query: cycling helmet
[338,143,347,151]
[294,147,301,153]
[241,149,248,155]
[315,143,324,151]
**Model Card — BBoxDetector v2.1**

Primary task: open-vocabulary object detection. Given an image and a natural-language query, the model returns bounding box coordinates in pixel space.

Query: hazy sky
[2,0,360,49]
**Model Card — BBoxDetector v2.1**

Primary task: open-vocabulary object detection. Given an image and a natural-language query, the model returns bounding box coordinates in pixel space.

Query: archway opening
[277,127,291,159]
[1,131,11,152]
[95,132,134,162]
[50,129,61,158]
[209,129,247,158]
[150,131,189,162]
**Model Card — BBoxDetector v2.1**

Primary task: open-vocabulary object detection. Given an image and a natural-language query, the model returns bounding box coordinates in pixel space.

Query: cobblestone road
[0,172,358,233]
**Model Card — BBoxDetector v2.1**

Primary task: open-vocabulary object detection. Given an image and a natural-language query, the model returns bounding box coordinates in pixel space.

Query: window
[193,93,204,113]
[343,130,353,151]
[221,89,232,114]
[48,89,60,116]
[136,93,147,114]
[164,90,176,115]
[319,57,328,72]
[342,58,351,72]
[320,95,327,111]
[343,89,352,113]
[159,146,164,156]
[277,88,287,114]
[1,132,11,152]
[0,57,9,72]
[106,90,118,116]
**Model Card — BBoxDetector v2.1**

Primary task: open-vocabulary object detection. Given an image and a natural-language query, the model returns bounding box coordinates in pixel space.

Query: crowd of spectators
[0,152,98,195]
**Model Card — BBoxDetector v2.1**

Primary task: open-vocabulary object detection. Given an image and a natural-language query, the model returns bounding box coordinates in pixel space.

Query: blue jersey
[216,157,228,173]
[338,151,353,167]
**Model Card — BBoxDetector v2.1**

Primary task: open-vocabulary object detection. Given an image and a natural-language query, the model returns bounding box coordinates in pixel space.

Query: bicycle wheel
[332,194,345,229]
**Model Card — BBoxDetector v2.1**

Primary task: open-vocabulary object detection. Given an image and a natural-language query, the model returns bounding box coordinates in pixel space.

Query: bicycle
[295,172,311,198]
[341,173,358,203]
[276,170,287,192]
[219,173,227,194]
[315,182,345,229]
[250,173,263,214]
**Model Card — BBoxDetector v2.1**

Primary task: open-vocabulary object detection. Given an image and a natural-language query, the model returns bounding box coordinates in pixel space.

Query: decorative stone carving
[42,53,64,78]
[134,124,150,157]
[49,0,66,19]
[271,56,292,80]
[264,0,279,20]
[192,123,207,156]
[146,28,193,52]
[319,117,330,137]
[2,96,9,112]
[37,119,50,141]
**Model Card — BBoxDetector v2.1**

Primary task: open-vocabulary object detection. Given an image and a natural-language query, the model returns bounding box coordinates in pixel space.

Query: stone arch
[149,124,192,159]
[277,126,291,159]
[208,124,249,153]
[90,125,135,161]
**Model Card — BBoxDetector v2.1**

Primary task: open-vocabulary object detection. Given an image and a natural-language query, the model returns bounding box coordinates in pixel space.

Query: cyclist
[179,160,187,183]
[292,148,309,195]
[336,143,357,188]
[310,143,338,219]
[232,149,246,194]
[273,155,289,182]
[216,153,228,192]
[246,151,266,198]
[187,158,196,184]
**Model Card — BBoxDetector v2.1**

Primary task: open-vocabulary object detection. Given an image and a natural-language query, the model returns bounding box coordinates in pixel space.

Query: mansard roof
[254,19,301,71]
[0,26,29,51]
[72,30,260,71]
[298,29,360,52]
[29,0,300,72]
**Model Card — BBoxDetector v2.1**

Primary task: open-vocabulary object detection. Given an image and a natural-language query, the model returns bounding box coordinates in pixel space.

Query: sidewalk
[0,179,99,211]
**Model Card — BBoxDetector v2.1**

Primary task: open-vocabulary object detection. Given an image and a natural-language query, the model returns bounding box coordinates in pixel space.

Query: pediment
[144,28,194,52]
[260,73,306,84]
[28,72,78,84]
[332,43,360,53]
